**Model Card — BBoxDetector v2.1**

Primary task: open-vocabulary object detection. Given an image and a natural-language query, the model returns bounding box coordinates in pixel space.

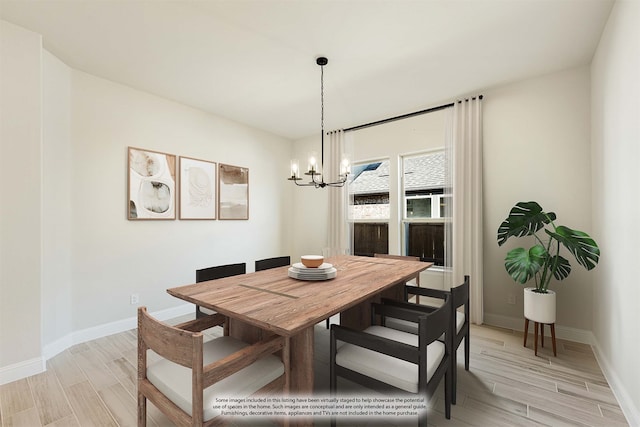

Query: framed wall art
[179,156,216,220]
[128,147,176,220]
[218,163,249,220]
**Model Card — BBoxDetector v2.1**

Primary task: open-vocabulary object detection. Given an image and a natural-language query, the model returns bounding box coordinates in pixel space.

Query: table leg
[534,321,539,356]
[288,327,314,427]
[229,319,315,426]
[289,327,315,394]
[229,317,264,343]
[523,318,529,347]
[340,282,405,330]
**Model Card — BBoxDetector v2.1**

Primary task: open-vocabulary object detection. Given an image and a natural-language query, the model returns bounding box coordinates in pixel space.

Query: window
[349,160,389,256]
[402,152,449,266]
[348,152,448,264]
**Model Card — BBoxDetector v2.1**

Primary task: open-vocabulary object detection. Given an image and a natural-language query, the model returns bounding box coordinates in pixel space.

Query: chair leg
[444,366,452,420]
[223,320,230,336]
[465,332,470,371]
[523,318,529,347]
[330,328,337,427]
[550,323,557,356]
[137,392,146,427]
[534,321,539,356]
[451,347,457,405]
[195,305,204,319]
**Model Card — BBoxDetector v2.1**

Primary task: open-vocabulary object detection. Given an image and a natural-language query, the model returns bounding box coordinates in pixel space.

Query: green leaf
[504,245,546,284]
[497,201,557,246]
[549,255,571,281]
[546,226,600,270]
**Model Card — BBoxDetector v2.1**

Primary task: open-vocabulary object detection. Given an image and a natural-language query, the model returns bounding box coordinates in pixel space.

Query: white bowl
[301,255,324,268]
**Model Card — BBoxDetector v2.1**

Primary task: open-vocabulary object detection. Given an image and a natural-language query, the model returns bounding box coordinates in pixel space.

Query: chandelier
[288,57,350,188]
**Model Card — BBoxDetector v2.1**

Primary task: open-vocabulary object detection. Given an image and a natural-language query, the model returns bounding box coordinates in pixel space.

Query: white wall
[42,50,73,355]
[290,134,330,260]
[483,66,594,336]
[591,1,640,424]
[0,21,44,382]
[1,20,294,382]
[69,70,293,332]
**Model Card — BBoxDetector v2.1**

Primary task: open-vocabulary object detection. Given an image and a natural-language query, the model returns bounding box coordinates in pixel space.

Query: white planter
[523,287,556,324]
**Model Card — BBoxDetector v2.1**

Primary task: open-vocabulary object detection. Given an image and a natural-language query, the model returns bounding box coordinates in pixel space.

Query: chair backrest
[374,253,420,261]
[419,293,452,345]
[255,256,290,271]
[138,306,202,369]
[196,262,246,282]
[451,275,470,311]
[373,294,451,346]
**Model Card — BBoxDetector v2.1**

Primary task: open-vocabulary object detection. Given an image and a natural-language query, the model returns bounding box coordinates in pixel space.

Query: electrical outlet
[507,293,516,305]
[130,293,139,305]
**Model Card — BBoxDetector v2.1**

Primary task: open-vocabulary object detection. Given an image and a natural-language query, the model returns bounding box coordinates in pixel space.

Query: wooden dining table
[167,254,431,399]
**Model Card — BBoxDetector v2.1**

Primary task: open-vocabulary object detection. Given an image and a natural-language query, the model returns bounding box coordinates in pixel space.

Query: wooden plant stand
[524,318,557,357]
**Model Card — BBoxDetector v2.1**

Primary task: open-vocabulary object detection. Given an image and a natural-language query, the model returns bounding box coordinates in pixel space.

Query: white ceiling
[0,0,614,140]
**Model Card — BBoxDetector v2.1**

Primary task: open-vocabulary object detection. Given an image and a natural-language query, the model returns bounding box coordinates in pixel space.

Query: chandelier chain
[320,64,324,135]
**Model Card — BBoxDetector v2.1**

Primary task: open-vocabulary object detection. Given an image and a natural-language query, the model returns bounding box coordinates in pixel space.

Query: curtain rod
[343,95,483,133]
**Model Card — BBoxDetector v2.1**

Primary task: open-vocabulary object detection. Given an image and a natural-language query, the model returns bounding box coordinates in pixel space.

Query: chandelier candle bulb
[308,152,318,174]
[290,159,300,179]
[341,157,351,175]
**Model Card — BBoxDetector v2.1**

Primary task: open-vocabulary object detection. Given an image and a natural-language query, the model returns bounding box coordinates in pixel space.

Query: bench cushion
[335,325,445,393]
[146,336,284,420]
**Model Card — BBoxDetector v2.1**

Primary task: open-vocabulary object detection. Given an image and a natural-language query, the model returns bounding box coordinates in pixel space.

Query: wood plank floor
[0,316,629,427]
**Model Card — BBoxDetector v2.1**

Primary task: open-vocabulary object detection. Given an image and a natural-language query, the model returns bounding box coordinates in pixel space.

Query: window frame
[400,150,449,265]
[348,158,391,255]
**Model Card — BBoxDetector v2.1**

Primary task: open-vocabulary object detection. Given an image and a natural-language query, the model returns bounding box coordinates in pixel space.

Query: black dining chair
[194,263,246,322]
[330,297,453,427]
[382,275,470,404]
[255,256,290,271]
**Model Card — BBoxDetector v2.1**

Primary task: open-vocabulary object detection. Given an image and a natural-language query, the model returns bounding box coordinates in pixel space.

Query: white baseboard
[0,356,46,386]
[483,312,594,345]
[591,336,640,427]
[2,303,194,386]
[66,303,194,351]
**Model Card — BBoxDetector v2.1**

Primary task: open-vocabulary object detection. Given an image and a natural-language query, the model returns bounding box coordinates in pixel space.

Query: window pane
[406,197,432,218]
[439,196,452,218]
[349,161,390,220]
[353,223,389,257]
[406,223,445,266]
[402,152,446,219]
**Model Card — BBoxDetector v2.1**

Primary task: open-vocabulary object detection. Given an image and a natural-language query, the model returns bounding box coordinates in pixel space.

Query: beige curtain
[326,130,351,256]
[446,97,484,324]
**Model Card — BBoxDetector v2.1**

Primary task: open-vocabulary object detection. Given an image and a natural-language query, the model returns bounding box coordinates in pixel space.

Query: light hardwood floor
[0,316,629,427]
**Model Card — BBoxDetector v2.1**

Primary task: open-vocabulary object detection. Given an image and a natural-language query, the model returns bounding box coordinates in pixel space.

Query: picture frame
[218,163,249,220]
[127,147,177,220]
[179,156,217,220]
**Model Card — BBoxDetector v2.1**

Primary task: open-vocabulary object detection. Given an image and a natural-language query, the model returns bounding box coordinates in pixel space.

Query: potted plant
[497,201,600,324]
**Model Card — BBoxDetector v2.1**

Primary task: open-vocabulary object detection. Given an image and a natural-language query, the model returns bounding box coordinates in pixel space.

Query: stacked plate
[288,262,337,281]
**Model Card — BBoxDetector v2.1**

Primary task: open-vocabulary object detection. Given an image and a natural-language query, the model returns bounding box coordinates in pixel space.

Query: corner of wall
[591,335,640,427]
